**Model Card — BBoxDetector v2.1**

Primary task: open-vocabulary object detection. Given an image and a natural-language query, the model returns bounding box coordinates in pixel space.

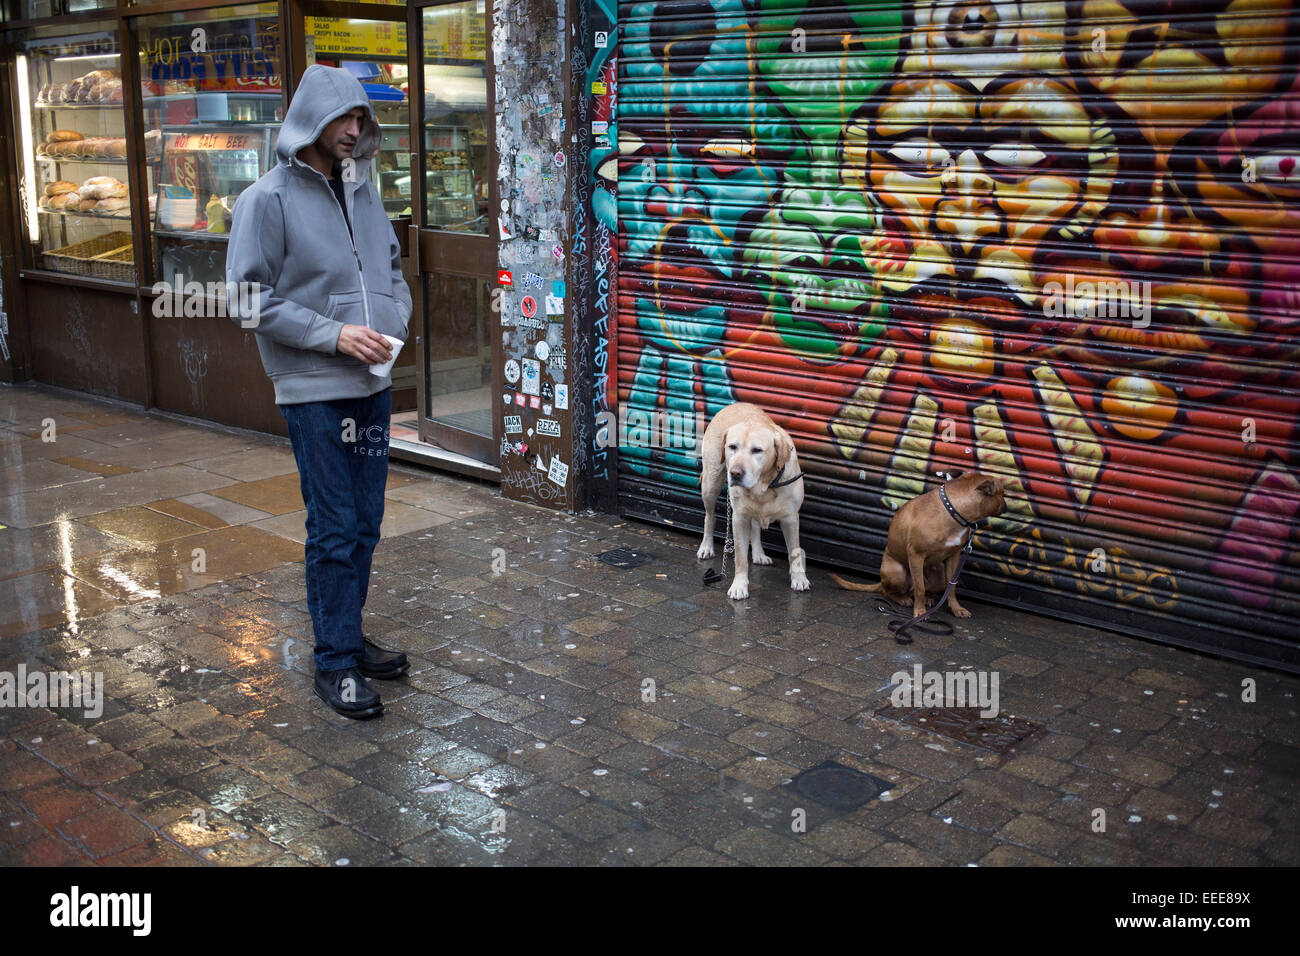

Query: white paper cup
[369,334,405,377]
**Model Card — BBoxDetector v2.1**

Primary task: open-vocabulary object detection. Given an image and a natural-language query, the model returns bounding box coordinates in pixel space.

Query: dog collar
[939,484,978,529]
[768,463,805,490]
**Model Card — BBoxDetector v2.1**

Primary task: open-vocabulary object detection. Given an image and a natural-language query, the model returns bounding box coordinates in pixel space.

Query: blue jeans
[280,388,391,671]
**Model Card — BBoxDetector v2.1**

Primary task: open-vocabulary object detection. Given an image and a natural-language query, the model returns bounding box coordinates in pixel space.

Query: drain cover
[876,704,1041,754]
[597,547,655,569]
[788,761,893,811]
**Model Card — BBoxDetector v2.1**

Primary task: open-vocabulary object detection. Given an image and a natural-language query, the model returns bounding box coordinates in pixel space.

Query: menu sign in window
[168,131,257,152]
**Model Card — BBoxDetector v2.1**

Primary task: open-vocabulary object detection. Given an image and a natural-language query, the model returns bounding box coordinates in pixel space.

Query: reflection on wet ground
[1,385,1297,866]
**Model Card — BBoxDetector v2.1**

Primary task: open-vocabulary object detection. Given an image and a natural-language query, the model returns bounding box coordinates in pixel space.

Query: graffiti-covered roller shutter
[616,0,1300,672]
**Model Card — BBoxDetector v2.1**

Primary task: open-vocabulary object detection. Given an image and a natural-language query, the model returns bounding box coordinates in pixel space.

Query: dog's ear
[977,477,1001,497]
[775,429,793,474]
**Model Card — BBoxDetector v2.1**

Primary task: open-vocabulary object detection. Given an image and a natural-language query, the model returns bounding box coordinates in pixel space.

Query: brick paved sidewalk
[1,384,1296,865]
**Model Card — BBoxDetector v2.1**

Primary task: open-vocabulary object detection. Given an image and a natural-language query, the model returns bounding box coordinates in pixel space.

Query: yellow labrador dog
[697,402,810,600]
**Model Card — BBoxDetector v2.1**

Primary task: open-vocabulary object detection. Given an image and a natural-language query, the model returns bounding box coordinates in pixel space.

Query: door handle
[409,224,420,277]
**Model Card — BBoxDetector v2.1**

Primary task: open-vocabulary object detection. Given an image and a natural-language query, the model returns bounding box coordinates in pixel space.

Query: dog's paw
[951,606,972,619]
[727,580,750,601]
[790,573,810,592]
[697,543,715,560]
[751,552,773,566]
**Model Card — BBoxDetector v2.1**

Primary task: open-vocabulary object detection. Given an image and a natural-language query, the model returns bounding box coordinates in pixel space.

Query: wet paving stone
[2,387,1298,866]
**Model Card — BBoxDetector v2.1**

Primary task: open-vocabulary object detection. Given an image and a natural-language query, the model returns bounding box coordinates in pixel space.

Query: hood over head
[275,64,381,167]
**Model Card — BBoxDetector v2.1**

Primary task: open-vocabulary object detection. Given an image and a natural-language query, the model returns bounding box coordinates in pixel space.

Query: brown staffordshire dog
[831,472,1005,618]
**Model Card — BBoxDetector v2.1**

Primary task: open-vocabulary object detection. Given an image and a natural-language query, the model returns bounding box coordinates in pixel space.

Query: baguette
[45,129,83,143]
[79,177,128,200]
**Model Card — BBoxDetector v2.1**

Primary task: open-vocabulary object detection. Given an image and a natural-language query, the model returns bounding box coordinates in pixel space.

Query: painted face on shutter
[1189,67,1300,392]
[845,73,1108,373]
[620,0,779,353]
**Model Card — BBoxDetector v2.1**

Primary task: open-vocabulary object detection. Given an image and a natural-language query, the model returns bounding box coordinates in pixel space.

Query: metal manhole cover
[875,703,1041,754]
[788,761,893,812]
[597,548,655,569]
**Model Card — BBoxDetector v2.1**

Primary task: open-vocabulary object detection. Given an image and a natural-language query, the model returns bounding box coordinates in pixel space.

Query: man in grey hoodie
[227,64,412,719]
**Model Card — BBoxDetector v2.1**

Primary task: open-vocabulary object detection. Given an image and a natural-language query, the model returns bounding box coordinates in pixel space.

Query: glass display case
[137,3,284,287]
[424,124,476,229]
[14,26,155,283]
[376,117,412,218]
[153,117,277,285]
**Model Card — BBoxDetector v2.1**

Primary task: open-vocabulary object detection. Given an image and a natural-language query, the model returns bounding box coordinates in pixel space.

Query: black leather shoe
[314,666,383,719]
[358,638,408,679]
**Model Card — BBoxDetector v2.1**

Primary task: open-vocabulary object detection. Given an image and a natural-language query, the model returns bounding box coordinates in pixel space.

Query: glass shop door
[408,0,499,465]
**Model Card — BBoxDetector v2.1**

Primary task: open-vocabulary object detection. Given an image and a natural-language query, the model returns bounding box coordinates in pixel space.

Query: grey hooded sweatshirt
[226,64,412,405]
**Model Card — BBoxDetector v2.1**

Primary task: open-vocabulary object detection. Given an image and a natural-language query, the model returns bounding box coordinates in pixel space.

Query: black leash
[875,532,974,644]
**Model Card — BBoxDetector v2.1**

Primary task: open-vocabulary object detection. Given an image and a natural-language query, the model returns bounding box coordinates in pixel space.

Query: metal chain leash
[721,491,734,577]
[704,487,735,587]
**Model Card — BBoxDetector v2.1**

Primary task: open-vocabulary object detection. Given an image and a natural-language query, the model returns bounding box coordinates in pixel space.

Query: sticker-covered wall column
[494,0,574,509]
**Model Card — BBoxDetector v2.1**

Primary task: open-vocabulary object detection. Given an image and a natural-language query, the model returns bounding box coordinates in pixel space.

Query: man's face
[318,107,365,164]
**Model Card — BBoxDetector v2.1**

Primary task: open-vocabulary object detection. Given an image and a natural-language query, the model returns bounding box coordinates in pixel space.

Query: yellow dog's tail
[829,572,883,593]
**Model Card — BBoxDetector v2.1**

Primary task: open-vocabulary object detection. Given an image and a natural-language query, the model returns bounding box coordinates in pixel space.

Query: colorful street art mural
[614,0,1300,665]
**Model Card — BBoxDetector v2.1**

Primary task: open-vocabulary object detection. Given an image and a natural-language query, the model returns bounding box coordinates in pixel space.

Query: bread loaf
[77,197,99,212]
[79,177,128,200]
[46,129,84,143]
[94,197,128,212]
[44,180,77,197]
[106,139,127,158]
[50,193,79,210]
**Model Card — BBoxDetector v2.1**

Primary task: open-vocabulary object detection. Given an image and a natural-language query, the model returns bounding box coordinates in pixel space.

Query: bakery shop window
[136,3,283,287]
[14,25,143,283]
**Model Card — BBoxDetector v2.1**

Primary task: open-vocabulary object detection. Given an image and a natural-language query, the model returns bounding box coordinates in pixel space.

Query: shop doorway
[294,0,498,475]
[298,3,419,428]
[406,0,498,467]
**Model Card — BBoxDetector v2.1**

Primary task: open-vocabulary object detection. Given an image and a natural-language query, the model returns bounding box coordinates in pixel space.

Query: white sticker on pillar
[545,295,563,315]
[555,384,569,410]
[521,358,540,396]
[548,456,569,486]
